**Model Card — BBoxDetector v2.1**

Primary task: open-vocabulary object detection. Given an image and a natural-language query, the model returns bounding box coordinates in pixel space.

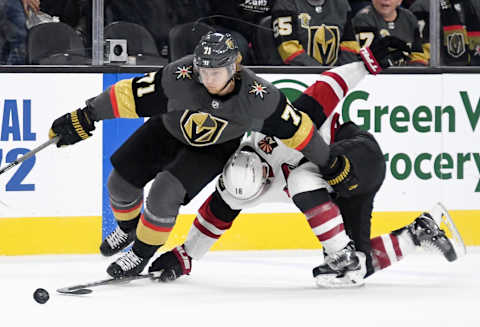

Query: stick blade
[57,287,93,295]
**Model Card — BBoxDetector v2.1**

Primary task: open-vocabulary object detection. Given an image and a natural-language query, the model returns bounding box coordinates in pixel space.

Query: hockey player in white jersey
[147,37,465,288]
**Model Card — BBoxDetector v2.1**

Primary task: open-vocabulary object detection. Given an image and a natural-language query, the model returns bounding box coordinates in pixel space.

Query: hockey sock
[131,238,160,260]
[184,192,238,259]
[117,214,140,233]
[370,228,416,273]
[293,190,351,254]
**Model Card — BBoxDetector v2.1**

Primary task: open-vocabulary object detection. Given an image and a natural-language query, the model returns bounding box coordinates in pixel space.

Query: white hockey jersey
[216,61,369,210]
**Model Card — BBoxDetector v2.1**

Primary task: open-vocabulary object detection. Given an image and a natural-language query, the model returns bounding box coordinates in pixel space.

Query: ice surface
[0,248,478,327]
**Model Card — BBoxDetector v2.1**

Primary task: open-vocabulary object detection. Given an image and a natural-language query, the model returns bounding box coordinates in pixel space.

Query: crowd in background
[0,0,479,66]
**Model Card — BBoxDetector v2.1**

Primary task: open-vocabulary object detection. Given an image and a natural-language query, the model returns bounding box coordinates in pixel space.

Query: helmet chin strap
[217,75,235,94]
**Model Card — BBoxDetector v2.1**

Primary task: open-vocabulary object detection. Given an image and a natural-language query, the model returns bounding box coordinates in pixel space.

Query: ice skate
[313,242,367,288]
[404,211,459,262]
[99,226,136,257]
[107,249,148,278]
[427,202,467,258]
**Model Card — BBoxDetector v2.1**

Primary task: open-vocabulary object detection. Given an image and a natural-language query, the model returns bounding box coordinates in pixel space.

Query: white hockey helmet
[222,150,269,200]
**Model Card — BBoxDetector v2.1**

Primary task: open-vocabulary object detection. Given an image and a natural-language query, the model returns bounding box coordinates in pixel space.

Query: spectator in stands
[352,0,428,66]
[0,0,39,64]
[271,0,359,66]
[410,0,480,66]
[206,0,274,65]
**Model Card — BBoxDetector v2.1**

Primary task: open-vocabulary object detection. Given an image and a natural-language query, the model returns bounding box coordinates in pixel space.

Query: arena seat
[27,22,89,65]
[168,22,214,61]
[104,21,168,65]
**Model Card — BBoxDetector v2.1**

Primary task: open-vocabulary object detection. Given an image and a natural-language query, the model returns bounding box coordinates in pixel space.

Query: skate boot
[312,242,367,288]
[405,212,457,262]
[100,226,136,257]
[107,249,148,278]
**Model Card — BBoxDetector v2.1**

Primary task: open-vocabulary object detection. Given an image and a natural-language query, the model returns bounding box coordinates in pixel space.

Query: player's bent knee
[146,171,187,218]
[107,169,143,204]
[288,162,331,198]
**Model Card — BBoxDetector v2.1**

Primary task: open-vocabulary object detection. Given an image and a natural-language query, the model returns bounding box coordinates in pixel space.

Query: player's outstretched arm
[49,108,95,147]
[359,35,411,74]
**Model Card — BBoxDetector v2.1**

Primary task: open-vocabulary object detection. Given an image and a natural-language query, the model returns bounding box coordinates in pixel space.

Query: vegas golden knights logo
[447,33,466,58]
[310,25,340,65]
[180,111,228,146]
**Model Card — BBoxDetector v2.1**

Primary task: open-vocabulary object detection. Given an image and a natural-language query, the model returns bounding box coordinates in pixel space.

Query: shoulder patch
[248,80,268,99]
[175,65,193,80]
[258,136,278,154]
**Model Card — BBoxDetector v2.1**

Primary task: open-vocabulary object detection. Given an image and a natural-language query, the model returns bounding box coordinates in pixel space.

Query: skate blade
[315,275,365,289]
[430,202,467,258]
[315,271,365,289]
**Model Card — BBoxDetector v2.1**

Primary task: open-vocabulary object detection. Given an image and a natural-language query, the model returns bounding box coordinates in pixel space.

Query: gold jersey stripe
[278,40,305,61]
[410,51,429,64]
[112,79,139,118]
[280,112,314,150]
[422,43,431,59]
[340,40,360,53]
[469,35,480,50]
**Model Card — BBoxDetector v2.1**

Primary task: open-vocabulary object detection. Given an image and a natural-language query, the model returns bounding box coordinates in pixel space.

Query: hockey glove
[148,245,192,282]
[320,154,359,198]
[49,108,95,147]
[359,36,411,74]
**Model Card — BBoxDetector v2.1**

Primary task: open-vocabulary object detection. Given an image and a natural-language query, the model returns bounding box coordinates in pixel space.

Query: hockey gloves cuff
[359,36,411,74]
[49,108,95,147]
[148,245,192,282]
[320,155,359,197]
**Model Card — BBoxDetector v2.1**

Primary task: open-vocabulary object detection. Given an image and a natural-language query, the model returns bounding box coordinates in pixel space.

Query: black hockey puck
[33,288,49,304]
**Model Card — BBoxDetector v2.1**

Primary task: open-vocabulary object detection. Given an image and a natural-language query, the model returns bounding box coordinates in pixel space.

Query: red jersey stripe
[323,71,348,97]
[304,81,340,116]
[109,86,120,118]
[284,50,305,64]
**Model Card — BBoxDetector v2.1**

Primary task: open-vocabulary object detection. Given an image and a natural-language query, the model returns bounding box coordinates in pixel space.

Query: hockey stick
[57,273,155,295]
[0,136,60,176]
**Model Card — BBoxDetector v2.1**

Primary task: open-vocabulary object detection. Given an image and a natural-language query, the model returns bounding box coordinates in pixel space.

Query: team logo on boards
[180,111,228,146]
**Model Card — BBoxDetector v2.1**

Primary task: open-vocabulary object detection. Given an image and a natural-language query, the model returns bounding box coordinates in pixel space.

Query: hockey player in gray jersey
[48,31,412,279]
[147,63,465,287]
[352,0,428,66]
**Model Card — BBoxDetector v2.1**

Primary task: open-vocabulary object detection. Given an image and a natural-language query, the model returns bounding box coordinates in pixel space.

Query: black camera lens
[113,44,123,56]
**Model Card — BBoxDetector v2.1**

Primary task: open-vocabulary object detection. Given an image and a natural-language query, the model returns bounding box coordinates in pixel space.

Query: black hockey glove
[320,154,359,198]
[148,245,192,282]
[359,36,411,74]
[49,108,95,147]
